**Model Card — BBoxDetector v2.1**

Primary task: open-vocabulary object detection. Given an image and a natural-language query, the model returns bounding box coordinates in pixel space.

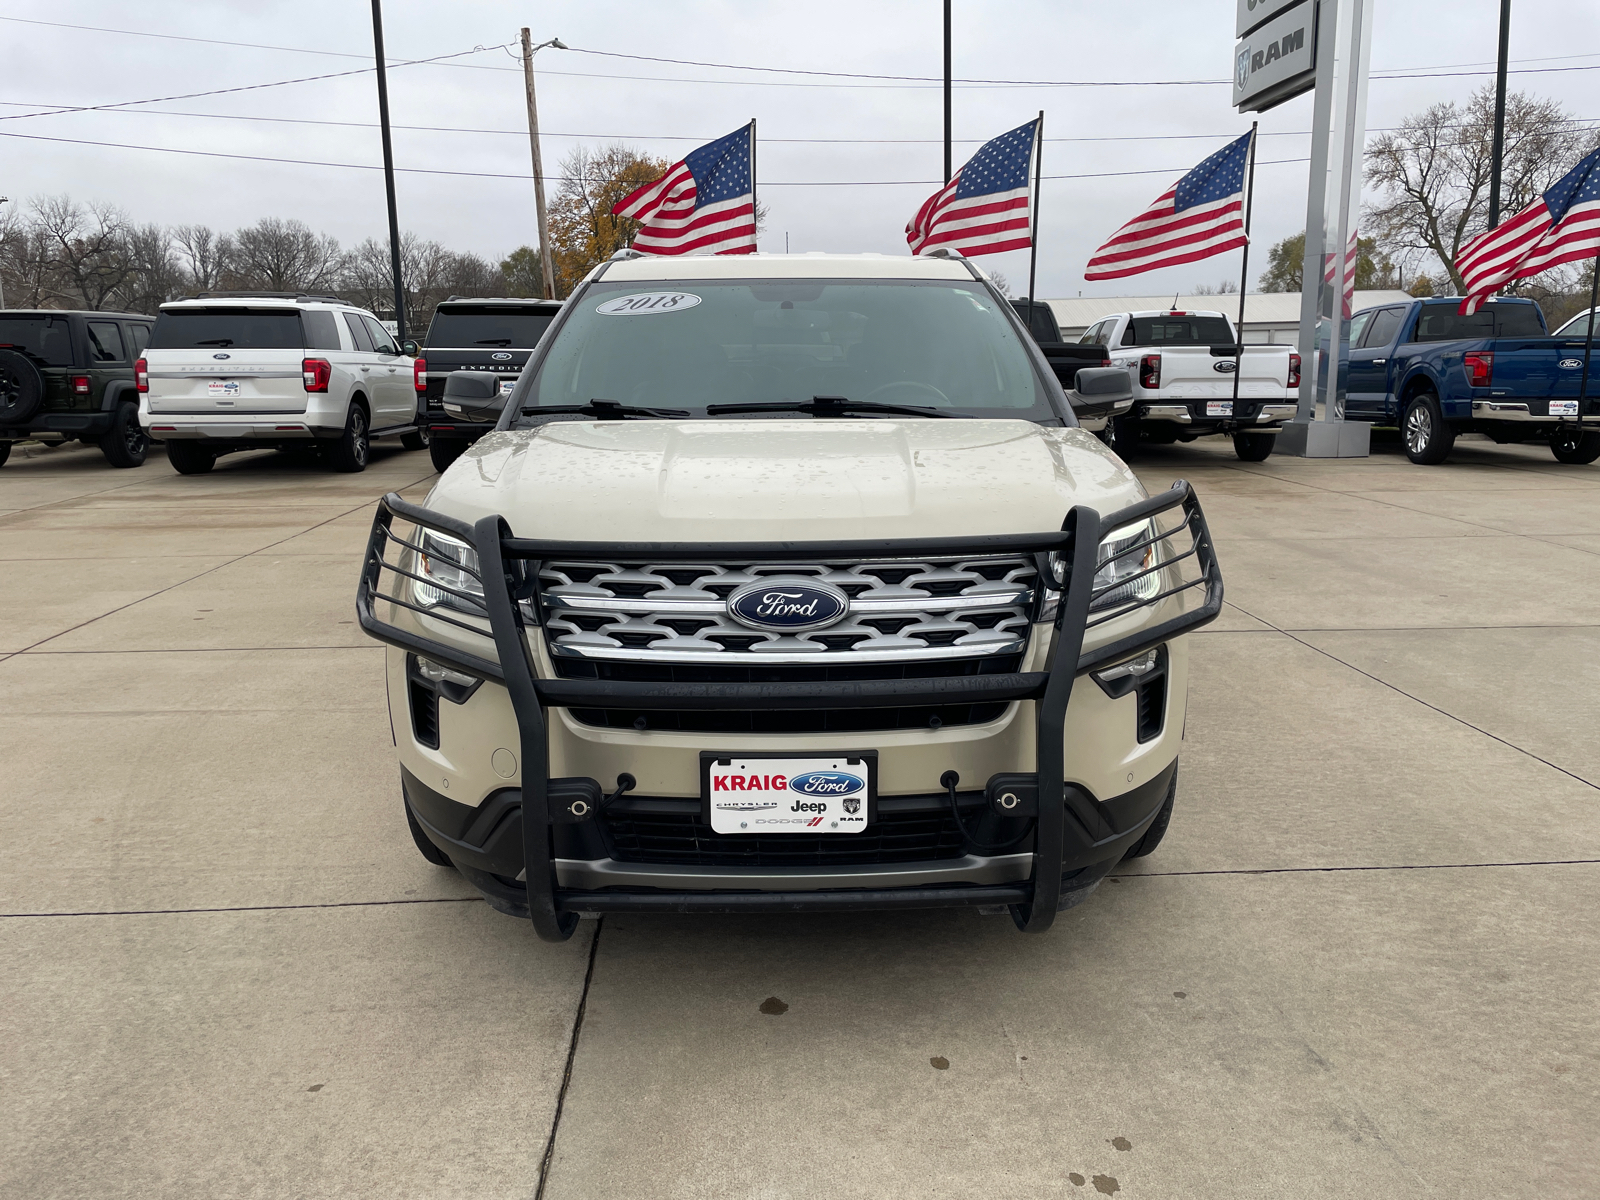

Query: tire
[1550,428,1600,465]
[401,425,430,452]
[165,440,216,475]
[0,442,10,469]
[1107,415,1139,458]
[99,403,148,468]
[1402,392,1455,464]
[429,436,467,473]
[1121,767,1177,861]
[1232,430,1275,462]
[328,402,370,473]
[405,799,455,868]
[0,348,46,424]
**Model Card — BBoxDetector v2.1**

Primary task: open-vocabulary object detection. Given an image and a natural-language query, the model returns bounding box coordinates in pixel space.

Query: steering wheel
[862,380,952,406]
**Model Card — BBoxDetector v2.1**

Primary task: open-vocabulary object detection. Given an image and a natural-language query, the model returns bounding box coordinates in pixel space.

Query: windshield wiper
[520,399,690,420]
[474,338,514,346]
[705,395,955,419]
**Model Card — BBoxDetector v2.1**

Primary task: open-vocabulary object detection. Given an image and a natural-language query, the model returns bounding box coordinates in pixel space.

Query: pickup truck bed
[1011,300,1128,433]
[1347,296,1600,465]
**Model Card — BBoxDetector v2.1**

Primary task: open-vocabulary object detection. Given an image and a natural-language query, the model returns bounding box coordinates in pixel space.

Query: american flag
[1324,228,1359,318]
[906,118,1039,257]
[1085,131,1253,281]
[1455,147,1600,315]
[611,123,756,256]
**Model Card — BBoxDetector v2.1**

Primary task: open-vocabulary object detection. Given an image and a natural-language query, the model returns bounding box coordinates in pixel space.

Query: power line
[0,44,510,124]
[0,127,1313,184]
[2,99,1591,149]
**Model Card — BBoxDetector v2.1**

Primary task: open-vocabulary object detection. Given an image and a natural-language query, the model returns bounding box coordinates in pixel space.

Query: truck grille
[539,557,1038,666]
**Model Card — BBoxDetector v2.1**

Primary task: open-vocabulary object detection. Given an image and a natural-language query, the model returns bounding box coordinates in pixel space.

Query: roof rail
[925,248,966,260]
[188,290,344,303]
[609,248,646,261]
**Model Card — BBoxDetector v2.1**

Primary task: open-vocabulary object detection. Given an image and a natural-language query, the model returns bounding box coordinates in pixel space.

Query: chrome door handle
[1372,358,1386,364]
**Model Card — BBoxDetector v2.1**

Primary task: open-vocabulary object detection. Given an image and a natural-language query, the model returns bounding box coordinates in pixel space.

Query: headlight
[413,530,486,614]
[1091,520,1159,613]
[1043,520,1161,617]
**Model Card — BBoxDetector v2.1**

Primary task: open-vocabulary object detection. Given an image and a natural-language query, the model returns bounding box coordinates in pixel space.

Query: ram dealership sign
[1234,0,1317,113]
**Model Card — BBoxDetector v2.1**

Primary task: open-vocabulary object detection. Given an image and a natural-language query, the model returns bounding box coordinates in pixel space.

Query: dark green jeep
[0,310,155,469]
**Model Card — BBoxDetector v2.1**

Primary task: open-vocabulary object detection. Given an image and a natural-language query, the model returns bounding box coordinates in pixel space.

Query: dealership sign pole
[1234,0,1373,458]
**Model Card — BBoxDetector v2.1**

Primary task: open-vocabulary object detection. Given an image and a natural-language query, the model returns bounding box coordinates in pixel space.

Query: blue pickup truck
[1346,296,1600,465]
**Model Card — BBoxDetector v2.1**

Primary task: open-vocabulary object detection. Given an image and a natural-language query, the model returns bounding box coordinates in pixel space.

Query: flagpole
[1233,122,1259,407]
[1027,111,1044,313]
[749,118,758,252]
[1576,250,1598,435]
[943,0,952,184]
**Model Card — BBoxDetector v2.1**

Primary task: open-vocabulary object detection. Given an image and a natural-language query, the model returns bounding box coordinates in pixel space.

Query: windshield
[1123,316,1235,346]
[516,278,1058,421]
[149,308,304,349]
[426,308,556,349]
[1412,303,1546,342]
[0,316,73,365]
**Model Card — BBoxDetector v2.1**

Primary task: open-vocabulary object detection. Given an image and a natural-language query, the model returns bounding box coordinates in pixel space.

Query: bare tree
[1365,86,1597,292]
[225,217,342,293]
[32,195,134,309]
[172,224,228,293]
[122,223,183,313]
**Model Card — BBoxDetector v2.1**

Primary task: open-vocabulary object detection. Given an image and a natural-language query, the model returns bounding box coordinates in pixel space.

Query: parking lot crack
[535,917,604,1200]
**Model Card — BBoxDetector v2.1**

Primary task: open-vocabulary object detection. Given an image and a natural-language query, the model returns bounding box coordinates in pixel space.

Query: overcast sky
[2,1,1597,298]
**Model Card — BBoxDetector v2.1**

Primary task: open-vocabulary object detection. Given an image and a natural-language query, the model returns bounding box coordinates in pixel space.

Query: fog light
[1093,648,1158,683]
[417,657,479,687]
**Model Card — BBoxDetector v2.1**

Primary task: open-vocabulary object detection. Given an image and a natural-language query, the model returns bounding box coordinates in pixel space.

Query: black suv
[0,310,155,468]
[420,297,561,471]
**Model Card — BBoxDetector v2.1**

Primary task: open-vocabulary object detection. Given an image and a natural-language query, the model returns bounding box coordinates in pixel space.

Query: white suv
[139,292,426,474]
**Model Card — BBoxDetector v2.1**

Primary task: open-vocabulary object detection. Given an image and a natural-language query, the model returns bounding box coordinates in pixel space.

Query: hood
[426,419,1147,542]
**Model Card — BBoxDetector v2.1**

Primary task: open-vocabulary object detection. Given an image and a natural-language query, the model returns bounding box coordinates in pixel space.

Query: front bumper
[357,483,1222,939]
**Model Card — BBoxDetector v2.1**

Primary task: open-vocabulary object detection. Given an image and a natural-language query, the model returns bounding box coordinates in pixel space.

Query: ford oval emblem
[788,770,865,797]
[491,352,513,361]
[1213,360,1238,373]
[727,578,848,632]
[1558,358,1583,369]
[213,353,230,360]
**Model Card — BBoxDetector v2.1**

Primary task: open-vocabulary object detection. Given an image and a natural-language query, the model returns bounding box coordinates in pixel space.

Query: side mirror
[401,340,420,357]
[442,370,506,419]
[1070,366,1133,402]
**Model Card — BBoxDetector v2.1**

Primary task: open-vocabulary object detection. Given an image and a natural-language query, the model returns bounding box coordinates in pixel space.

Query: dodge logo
[726,578,849,632]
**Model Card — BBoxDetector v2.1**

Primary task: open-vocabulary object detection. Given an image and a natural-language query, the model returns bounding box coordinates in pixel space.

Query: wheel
[1232,430,1275,462]
[1121,767,1177,861]
[1108,415,1139,458]
[165,441,216,475]
[429,437,467,473]
[99,403,148,468]
[0,442,10,469]
[401,425,430,452]
[0,348,46,424]
[405,799,455,868]
[328,403,369,473]
[1550,428,1600,465]
[1402,392,1455,464]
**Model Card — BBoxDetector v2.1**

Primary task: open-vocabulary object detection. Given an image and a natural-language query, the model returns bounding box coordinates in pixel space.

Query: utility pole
[943,0,952,184]
[0,197,8,309]
[1488,0,1511,229]
[369,0,406,342]
[520,30,565,300]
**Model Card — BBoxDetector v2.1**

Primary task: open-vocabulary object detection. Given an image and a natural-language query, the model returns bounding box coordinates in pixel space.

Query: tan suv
[140,292,426,473]
[358,252,1222,940]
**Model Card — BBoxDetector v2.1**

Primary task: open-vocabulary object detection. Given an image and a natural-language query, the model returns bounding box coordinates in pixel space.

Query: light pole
[520,31,566,300]
[1488,0,1512,229]
[368,2,406,345]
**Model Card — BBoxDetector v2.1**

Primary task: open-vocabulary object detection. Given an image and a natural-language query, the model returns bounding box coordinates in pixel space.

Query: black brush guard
[356,482,1223,940]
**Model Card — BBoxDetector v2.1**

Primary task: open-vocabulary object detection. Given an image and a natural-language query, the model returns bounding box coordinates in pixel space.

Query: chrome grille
[538,558,1038,664]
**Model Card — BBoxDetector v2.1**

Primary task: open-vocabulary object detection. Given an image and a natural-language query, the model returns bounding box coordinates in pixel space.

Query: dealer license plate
[704,754,872,835]
[1205,400,1234,417]
[207,380,242,397]
[499,379,516,396]
[1550,400,1579,417]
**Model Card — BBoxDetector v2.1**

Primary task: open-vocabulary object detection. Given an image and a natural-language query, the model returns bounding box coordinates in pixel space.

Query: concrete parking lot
[3,433,1597,1199]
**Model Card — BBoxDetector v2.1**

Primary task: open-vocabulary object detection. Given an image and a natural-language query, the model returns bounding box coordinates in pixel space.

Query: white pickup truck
[1078,309,1300,461]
